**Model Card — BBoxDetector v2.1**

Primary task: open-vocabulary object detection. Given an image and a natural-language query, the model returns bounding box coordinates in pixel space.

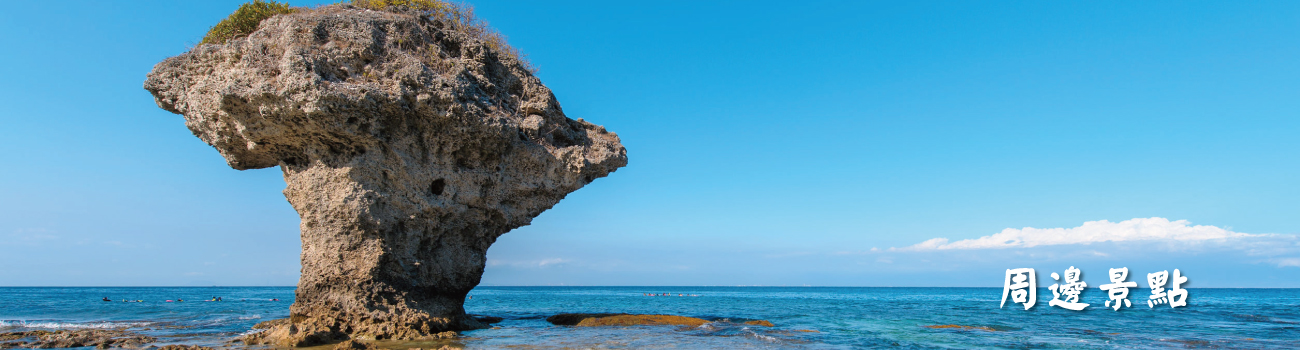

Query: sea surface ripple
[0,287,1296,349]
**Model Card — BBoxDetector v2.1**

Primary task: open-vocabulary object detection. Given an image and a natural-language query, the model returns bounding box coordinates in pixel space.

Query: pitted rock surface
[0,329,157,349]
[145,5,626,347]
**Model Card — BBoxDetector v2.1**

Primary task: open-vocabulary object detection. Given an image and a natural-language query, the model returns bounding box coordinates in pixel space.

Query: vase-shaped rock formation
[144,5,626,346]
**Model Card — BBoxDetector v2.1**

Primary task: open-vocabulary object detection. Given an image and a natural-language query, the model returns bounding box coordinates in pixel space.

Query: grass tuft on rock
[201,0,298,45]
[351,0,455,13]
[351,0,531,70]
[197,0,532,71]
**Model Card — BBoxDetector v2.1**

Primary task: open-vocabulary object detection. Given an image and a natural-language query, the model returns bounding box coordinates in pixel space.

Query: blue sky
[1,0,1297,287]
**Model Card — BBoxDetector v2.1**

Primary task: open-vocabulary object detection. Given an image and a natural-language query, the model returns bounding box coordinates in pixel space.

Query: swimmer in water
[102,297,111,302]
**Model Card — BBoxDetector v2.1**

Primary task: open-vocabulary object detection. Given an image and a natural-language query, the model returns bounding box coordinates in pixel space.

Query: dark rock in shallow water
[577,315,711,327]
[547,314,780,328]
[144,3,626,347]
[545,313,626,326]
[471,315,504,324]
[546,314,716,327]
[0,329,157,349]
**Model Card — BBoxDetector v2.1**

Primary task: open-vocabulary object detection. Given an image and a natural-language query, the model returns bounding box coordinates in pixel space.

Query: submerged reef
[545,313,777,328]
[144,1,626,346]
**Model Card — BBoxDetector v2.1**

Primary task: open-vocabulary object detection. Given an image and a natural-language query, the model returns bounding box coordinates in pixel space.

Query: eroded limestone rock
[0,329,157,349]
[144,4,626,347]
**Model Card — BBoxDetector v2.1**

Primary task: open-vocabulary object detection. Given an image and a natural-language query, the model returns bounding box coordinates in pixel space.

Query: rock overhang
[145,3,626,346]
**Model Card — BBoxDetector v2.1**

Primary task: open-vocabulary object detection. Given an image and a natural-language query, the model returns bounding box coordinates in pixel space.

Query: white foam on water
[0,320,152,329]
[238,328,266,336]
[745,329,779,342]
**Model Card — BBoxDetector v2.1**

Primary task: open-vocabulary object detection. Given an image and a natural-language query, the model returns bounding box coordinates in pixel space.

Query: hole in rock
[430,179,446,196]
[550,129,577,148]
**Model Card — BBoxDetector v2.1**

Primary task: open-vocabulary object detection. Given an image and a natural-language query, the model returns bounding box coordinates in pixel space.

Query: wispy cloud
[896,217,1260,251]
[487,258,572,268]
[887,217,1300,269]
[1272,258,1300,268]
[2,228,60,246]
[537,258,567,267]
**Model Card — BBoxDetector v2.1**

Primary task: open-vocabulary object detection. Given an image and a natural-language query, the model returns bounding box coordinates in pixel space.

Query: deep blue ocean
[0,287,1296,349]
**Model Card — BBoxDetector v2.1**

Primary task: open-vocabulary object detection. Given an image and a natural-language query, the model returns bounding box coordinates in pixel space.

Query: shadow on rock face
[144,4,627,347]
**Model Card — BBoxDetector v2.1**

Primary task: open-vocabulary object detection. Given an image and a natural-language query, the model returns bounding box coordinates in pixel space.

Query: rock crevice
[145,5,626,346]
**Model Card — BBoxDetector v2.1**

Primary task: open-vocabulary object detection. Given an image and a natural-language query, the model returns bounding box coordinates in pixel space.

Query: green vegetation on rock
[198,0,529,69]
[200,0,296,45]
[351,0,528,69]
[350,0,455,13]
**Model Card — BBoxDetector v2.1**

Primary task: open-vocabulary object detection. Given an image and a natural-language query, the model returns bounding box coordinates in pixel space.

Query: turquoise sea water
[0,287,1296,349]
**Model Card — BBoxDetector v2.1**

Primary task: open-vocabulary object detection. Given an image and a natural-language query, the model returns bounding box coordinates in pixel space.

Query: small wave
[744,330,779,342]
[1231,314,1300,325]
[238,315,263,320]
[238,328,266,336]
[0,320,152,329]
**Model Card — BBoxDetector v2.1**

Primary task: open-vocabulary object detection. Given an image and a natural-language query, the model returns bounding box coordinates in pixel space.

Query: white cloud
[831,247,882,256]
[1272,258,1300,268]
[487,258,572,268]
[897,217,1259,251]
[537,258,567,267]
